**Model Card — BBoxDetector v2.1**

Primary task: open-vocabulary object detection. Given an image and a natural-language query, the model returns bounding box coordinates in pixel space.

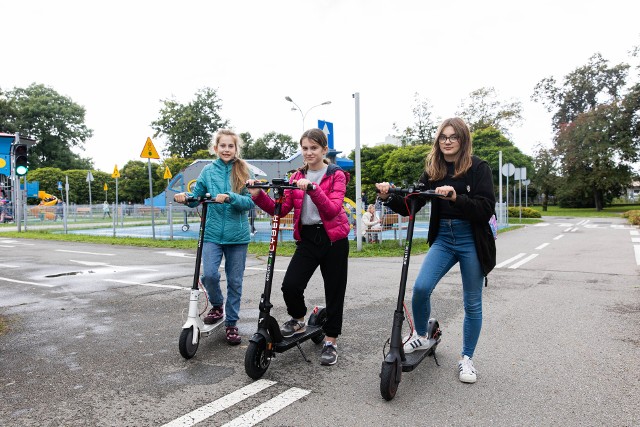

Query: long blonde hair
[211,129,250,193]
[426,117,473,180]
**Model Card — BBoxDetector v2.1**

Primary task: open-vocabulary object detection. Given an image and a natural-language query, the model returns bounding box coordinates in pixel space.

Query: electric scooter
[379,186,448,401]
[244,178,327,379]
[178,193,224,359]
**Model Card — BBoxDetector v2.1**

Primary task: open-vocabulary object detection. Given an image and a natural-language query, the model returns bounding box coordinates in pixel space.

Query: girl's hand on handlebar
[295,178,313,191]
[435,185,456,201]
[375,182,391,199]
[245,179,261,196]
[214,194,230,204]
[174,192,187,204]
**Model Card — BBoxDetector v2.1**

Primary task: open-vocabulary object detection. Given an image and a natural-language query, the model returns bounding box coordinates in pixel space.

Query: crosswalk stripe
[161,380,277,427]
[221,387,311,427]
[495,253,526,269]
[508,253,539,269]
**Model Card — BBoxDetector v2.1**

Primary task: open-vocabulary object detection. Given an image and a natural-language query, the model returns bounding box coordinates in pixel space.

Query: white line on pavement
[563,227,573,232]
[631,230,639,236]
[535,243,550,250]
[221,387,311,427]
[571,228,579,232]
[508,253,539,269]
[0,277,54,287]
[104,279,186,290]
[635,245,640,266]
[495,253,526,269]
[0,244,15,248]
[533,223,550,227]
[161,380,277,427]
[246,266,287,273]
[56,249,115,256]
[0,264,19,268]
[632,238,640,243]
[553,235,564,240]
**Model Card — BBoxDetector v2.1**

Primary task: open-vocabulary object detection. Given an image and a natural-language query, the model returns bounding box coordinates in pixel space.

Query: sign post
[86,170,94,218]
[141,137,160,239]
[501,163,515,226]
[112,165,120,236]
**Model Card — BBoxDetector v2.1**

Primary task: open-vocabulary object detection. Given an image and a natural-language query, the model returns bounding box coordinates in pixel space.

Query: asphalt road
[0,216,638,426]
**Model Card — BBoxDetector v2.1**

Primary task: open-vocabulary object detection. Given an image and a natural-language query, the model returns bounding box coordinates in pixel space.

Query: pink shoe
[225,326,241,345]
[203,306,223,325]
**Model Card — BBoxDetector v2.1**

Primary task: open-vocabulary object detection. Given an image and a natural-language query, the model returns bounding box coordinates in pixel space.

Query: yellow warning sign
[103,183,108,191]
[112,165,120,178]
[141,137,160,159]
[163,167,172,180]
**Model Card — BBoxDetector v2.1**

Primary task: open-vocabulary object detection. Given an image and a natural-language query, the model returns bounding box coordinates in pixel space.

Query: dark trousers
[281,224,349,338]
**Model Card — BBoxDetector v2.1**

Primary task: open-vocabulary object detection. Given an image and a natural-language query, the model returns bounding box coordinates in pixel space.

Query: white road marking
[570,227,579,232]
[508,253,539,269]
[630,230,639,236]
[635,245,640,266]
[563,227,573,232]
[533,223,550,227]
[553,235,564,240]
[495,253,526,269]
[632,238,640,243]
[156,251,196,259]
[104,279,186,290]
[0,277,54,287]
[70,260,110,266]
[0,244,15,248]
[161,380,277,427]
[221,387,311,427]
[535,243,550,250]
[68,260,159,272]
[246,266,287,273]
[56,249,115,256]
[0,263,19,268]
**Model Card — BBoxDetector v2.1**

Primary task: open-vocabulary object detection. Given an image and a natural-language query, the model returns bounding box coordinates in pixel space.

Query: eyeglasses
[438,134,459,143]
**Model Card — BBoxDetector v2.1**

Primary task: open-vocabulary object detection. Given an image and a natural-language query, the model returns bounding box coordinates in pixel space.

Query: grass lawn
[529,204,640,218]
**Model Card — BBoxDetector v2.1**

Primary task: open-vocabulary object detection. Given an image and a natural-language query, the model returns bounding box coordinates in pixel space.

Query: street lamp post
[285,96,331,134]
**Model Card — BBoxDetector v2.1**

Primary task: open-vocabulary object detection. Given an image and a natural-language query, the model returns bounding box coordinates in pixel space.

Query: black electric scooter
[244,179,327,379]
[379,186,448,401]
[178,194,225,359]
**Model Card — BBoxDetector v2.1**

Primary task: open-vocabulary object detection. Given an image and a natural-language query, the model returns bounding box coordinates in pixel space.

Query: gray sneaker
[320,342,338,365]
[280,318,306,338]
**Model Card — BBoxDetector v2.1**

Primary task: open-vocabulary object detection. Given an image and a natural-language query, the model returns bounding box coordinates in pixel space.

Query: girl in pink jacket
[248,128,350,366]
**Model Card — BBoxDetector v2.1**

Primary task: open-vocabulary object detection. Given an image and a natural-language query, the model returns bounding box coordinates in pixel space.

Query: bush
[508,207,541,218]
[622,210,640,226]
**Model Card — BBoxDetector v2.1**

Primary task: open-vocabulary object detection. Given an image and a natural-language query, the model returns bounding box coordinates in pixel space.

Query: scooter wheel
[380,361,400,401]
[245,339,270,379]
[179,327,199,359]
[182,224,190,232]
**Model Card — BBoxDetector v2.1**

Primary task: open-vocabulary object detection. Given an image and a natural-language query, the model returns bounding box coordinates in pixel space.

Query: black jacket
[384,156,496,277]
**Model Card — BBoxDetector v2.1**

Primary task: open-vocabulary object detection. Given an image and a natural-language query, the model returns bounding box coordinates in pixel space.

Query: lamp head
[285,96,293,102]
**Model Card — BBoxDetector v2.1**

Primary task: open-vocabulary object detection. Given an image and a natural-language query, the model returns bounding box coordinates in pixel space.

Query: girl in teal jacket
[174,129,254,345]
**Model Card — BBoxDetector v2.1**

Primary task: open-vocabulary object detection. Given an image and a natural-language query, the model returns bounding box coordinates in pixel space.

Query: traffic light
[14,144,28,176]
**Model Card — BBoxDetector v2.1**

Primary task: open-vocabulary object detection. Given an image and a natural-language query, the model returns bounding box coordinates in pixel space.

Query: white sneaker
[458,355,477,383]
[403,334,429,354]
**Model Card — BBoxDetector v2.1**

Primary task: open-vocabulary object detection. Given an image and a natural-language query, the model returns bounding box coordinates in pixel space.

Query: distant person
[102,201,111,218]
[174,129,254,345]
[376,117,496,384]
[361,191,368,209]
[362,204,382,243]
[248,128,350,366]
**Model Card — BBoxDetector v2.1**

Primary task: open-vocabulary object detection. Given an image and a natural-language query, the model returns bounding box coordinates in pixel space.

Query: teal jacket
[187,158,254,244]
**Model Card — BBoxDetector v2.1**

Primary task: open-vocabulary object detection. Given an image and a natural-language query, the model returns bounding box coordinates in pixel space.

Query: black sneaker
[320,342,338,365]
[280,318,306,338]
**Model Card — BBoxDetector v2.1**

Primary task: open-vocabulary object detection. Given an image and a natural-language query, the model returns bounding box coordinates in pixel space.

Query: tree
[531,52,638,209]
[119,160,164,204]
[151,87,229,158]
[0,83,94,170]
[243,132,298,159]
[531,144,559,211]
[392,93,438,146]
[457,87,523,133]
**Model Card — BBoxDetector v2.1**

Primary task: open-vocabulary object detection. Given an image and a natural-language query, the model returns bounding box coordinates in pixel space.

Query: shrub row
[622,210,640,226]
[507,207,542,218]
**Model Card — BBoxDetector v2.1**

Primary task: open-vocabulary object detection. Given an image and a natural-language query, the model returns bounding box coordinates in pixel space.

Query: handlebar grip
[185,193,213,203]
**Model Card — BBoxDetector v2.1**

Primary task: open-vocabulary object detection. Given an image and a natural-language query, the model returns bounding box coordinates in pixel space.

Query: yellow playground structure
[30,191,59,220]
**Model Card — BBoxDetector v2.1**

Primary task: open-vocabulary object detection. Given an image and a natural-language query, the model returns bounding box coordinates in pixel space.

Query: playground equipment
[30,191,59,220]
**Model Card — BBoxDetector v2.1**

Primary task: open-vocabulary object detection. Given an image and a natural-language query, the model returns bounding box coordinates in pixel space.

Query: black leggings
[281,224,349,338]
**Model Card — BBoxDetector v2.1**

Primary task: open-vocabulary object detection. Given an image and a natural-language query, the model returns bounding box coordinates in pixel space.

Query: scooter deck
[275,325,324,352]
[402,338,440,372]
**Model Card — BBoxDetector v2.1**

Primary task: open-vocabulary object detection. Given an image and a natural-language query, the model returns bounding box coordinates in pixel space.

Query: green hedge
[508,207,542,218]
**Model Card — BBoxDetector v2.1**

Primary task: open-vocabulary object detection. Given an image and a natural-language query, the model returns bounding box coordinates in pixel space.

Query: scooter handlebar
[247,180,316,191]
[184,193,219,204]
[378,186,452,198]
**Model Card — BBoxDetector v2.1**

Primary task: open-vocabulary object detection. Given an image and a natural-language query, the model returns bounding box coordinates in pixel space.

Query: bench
[77,207,91,215]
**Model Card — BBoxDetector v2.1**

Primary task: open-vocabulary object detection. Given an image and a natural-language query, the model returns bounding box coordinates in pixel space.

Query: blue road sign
[57,181,63,190]
[318,120,334,149]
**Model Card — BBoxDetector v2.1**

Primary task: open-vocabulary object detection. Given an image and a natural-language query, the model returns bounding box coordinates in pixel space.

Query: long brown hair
[211,129,250,193]
[298,128,330,173]
[426,117,473,180]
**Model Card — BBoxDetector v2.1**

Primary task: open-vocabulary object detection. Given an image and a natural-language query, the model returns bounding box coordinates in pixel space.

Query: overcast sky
[3,0,639,173]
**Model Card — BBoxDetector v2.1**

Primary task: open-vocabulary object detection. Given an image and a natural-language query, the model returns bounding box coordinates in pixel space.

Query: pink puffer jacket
[252,163,351,242]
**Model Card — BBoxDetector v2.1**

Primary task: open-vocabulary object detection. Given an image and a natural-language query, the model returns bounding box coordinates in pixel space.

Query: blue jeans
[202,242,248,327]
[412,219,484,358]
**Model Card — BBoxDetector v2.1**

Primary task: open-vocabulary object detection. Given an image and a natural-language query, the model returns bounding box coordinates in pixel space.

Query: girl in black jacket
[376,117,496,384]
